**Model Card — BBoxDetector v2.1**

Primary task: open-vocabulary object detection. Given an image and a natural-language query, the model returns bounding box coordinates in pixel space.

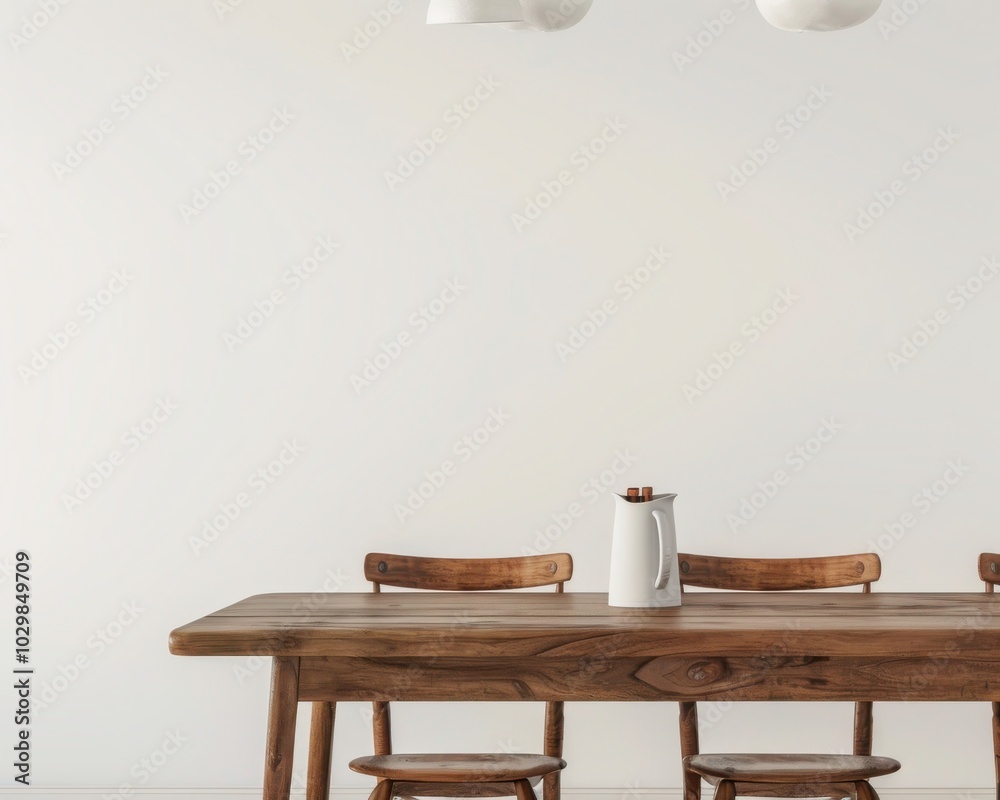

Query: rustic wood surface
[364,553,573,592]
[677,554,880,592]
[350,754,566,782]
[293,653,1000,702]
[170,591,1000,800]
[684,754,900,783]
[169,592,1000,659]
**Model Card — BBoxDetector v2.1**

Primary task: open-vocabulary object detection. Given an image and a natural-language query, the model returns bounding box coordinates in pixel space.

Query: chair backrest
[677,552,881,593]
[363,552,573,763]
[675,552,882,768]
[364,552,573,592]
[979,553,1000,593]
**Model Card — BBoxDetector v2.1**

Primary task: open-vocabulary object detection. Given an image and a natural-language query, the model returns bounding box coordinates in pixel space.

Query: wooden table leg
[307,702,336,800]
[264,656,300,800]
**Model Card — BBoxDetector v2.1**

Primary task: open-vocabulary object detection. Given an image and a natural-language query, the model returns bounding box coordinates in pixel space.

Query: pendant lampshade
[755,0,882,31]
[427,0,592,31]
[426,0,525,24]
[502,0,594,31]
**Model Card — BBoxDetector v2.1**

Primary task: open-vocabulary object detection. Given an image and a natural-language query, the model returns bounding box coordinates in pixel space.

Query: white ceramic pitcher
[608,493,681,608]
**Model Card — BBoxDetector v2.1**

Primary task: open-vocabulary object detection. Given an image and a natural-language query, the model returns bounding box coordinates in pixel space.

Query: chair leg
[373,701,392,755]
[678,702,701,800]
[514,778,537,800]
[714,780,736,800]
[368,779,395,800]
[855,781,879,800]
[543,701,564,800]
[992,701,1000,800]
[307,702,335,800]
[683,769,702,800]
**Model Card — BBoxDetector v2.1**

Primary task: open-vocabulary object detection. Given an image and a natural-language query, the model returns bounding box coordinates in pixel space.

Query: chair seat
[350,754,566,783]
[684,754,901,783]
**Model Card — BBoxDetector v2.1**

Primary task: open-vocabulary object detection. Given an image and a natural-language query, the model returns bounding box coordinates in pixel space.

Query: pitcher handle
[652,509,671,590]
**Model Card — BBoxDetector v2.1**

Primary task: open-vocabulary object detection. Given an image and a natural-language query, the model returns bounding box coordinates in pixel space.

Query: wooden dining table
[168,591,1000,800]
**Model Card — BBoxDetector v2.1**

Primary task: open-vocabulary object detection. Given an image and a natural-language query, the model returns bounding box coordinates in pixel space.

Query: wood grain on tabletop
[169,592,1000,658]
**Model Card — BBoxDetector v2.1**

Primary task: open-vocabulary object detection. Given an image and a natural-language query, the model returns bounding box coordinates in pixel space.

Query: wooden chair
[309,553,572,800]
[977,553,1000,800]
[676,553,901,800]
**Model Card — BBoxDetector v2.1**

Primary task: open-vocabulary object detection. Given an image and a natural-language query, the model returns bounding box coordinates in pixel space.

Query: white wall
[2,0,999,793]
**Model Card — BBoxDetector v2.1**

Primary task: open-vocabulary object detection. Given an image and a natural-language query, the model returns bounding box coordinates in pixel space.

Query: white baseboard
[0,789,991,800]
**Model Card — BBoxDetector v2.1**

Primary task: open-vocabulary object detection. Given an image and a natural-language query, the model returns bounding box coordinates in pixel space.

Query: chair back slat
[364,552,573,591]
[979,552,1000,593]
[677,553,880,592]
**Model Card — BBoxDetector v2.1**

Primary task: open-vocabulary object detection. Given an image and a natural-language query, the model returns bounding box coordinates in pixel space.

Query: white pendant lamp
[426,0,525,25]
[427,0,592,31]
[502,0,594,31]
[755,0,882,31]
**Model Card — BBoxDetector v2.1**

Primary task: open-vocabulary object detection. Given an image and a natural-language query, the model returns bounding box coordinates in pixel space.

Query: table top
[168,591,1000,659]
